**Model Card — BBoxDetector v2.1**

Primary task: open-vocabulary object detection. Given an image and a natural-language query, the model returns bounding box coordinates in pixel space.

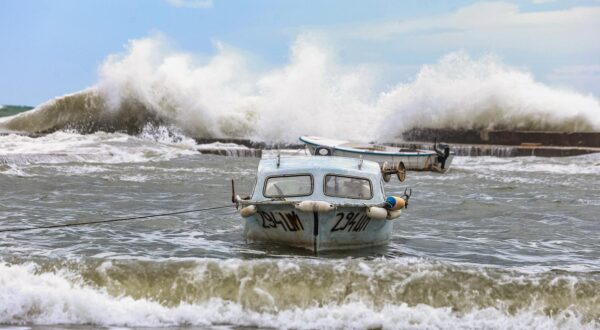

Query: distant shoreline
[0,105,33,118]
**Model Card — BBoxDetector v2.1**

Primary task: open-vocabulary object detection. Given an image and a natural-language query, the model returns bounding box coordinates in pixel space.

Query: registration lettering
[331,212,370,232]
[257,211,304,232]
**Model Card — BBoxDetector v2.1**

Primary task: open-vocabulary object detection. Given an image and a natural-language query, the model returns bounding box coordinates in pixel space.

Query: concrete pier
[387,141,600,157]
[402,128,600,148]
[193,138,305,150]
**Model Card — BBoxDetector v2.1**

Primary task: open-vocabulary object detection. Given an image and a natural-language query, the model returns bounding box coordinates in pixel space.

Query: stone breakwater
[402,128,600,147]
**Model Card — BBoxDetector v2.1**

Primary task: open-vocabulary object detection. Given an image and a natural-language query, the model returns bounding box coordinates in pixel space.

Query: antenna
[231,179,236,203]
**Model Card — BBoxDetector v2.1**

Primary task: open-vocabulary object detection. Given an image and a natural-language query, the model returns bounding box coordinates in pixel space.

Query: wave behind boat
[0,258,598,329]
[1,35,599,142]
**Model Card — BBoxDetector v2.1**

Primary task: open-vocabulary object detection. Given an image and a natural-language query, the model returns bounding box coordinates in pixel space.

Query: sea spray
[378,52,600,137]
[1,35,599,142]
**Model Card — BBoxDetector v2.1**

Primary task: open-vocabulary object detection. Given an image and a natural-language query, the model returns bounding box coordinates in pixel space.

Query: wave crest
[1,258,598,328]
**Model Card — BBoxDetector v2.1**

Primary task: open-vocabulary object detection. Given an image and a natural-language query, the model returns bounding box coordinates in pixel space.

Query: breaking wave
[0,126,198,167]
[1,35,599,142]
[0,258,598,329]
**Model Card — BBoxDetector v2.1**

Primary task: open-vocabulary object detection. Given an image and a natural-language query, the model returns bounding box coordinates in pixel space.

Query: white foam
[0,261,596,329]
[0,131,198,165]
[196,142,249,150]
[54,165,109,175]
[118,174,150,182]
[0,164,32,177]
[453,154,600,176]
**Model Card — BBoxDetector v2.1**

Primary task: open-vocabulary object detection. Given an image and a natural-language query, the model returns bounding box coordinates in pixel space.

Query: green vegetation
[0,105,33,117]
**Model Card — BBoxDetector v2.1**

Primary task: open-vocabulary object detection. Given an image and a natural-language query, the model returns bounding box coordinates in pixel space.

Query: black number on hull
[331,212,370,232]
[257,211,304,231]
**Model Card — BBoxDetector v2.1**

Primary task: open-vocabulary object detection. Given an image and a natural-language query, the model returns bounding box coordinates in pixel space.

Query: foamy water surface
[1,132,599,329]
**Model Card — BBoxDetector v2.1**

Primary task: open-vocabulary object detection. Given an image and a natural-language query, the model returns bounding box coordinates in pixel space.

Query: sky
[0,0,599,106]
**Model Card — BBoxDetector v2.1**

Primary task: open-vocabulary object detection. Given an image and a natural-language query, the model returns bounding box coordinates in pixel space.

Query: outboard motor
[314,146,333,156]
[433,139,451,170]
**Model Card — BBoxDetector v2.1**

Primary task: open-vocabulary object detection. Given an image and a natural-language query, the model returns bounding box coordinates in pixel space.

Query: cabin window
[324,175,373,199]
[264,175,313,197]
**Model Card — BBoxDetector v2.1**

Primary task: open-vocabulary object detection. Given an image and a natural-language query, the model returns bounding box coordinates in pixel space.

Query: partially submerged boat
[232,155,410,252]
[300,135,454,173]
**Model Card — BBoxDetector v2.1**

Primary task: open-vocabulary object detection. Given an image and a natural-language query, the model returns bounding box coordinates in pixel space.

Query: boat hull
[243,204,393,251]
[305,144,454,172]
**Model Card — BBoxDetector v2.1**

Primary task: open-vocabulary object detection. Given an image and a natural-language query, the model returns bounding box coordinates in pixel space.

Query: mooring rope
[0,205,234,233]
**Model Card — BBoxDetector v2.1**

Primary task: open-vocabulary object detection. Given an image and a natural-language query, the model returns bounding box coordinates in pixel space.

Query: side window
[324,175,373,199]
[264,175,313,197]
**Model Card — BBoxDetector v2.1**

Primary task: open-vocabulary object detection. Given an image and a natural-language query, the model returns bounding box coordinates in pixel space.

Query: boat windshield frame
[262,173,315,198]
[322,174,374,200]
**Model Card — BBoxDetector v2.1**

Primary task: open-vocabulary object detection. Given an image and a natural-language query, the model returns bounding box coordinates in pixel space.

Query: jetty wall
[402,128,600,148]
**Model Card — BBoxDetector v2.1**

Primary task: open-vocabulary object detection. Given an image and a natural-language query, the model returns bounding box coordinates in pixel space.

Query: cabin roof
[258,155,381,177]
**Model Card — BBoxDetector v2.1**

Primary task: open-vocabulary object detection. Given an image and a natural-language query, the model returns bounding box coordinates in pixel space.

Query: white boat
[232,155,410,252]
[299,135,454,173]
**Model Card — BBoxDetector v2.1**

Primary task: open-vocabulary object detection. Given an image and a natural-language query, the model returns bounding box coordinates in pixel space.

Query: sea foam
[0,259,597,329]
[0,128,197,166]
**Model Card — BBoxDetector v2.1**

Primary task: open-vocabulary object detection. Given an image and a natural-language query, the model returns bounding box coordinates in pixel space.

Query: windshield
[324,175,372,199]
[264,175,313,197]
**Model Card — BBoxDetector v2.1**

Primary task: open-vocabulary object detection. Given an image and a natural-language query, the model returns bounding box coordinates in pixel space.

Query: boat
[232,155,410,252]
[299,135,454,173]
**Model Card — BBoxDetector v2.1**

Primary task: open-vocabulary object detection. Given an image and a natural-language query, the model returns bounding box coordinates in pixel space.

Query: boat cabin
[234,155,408,252]
[252,156,384,205]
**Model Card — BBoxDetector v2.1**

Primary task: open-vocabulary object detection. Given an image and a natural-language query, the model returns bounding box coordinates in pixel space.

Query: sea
[1,37,600,329]
[0,129,599,329]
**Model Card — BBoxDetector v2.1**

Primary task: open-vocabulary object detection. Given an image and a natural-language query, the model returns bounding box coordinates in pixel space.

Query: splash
[378,52,600,137]
[1,35,599,142]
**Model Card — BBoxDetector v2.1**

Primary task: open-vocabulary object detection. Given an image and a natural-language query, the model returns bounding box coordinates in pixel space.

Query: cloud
[297,2,599,97]
[328,2,600,56]
[531,0,557,4]
[351,2,598,38]
[546,65,600,96]
[166,0,213,9]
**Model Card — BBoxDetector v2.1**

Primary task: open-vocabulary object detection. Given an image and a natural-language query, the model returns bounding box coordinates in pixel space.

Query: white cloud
[331,2,600,56]
[301,2,599,97]
[166,0,213,9]
[546,65,600,96]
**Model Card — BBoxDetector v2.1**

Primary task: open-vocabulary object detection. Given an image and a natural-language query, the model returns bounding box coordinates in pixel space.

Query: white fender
[386,209,402,220]
[367,206,388,220]
[239,205,257,217]
[295,201,335,212]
